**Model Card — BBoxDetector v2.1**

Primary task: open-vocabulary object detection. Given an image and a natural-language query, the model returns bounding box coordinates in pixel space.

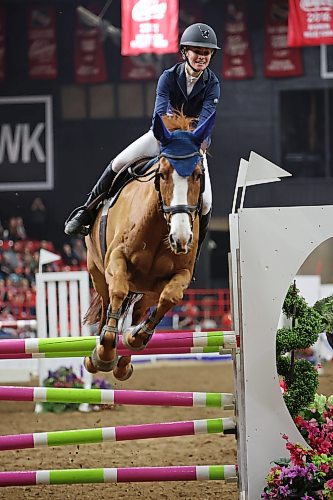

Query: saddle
[99,156,156,260]
[108,156,156,206]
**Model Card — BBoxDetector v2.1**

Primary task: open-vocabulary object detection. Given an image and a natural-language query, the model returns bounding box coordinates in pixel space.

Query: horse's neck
[140,188,161,224]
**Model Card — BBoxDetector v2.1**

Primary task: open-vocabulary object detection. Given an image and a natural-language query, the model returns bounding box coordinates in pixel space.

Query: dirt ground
[0,360,332,500]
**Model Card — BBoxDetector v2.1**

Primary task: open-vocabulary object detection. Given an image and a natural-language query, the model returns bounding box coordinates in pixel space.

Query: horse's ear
[192,111,216,144]
[152,113,172,143]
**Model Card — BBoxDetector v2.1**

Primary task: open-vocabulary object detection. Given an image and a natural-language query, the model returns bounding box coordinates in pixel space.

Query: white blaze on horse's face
[169,169,193,254]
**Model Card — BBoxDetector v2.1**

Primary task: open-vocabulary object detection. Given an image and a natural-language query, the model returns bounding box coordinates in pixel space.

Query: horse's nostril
[189,234,193,244]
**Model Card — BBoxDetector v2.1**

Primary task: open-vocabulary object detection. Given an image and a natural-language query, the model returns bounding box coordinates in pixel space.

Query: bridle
[129,150,205,229]
[154,151,205,228]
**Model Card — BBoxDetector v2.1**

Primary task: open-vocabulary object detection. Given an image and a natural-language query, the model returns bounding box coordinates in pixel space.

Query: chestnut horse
[84,110,215,380]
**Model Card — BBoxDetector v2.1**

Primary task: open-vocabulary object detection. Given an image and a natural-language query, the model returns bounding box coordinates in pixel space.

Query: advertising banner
[264,0,303,77]
[74,4,107,84]
[222,0,254,80]
[0,96,54,191]
[121,0,179,55]
[288,0,333,46]
[28,6,58,80]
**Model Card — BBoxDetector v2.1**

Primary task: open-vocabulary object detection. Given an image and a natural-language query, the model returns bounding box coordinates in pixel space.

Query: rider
[64,22,221,264]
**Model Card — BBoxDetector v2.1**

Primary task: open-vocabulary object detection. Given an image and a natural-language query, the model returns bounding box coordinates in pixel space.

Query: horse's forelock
[162,111,196,132]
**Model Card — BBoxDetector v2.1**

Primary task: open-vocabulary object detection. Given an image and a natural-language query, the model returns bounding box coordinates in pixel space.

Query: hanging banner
[121,55,158,80]
[222,0,254,80]
[288,0,333,46]
[0,6,5,81]
[121,0,179,55]
[264,0,303,77]
[27,6,57,80]
[74,4,107,84]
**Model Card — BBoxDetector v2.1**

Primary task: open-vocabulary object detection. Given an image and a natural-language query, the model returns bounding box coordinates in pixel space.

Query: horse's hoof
[85,347,118,373]
[113,356,134,381]
[83,356,99,374]
[122,329,145,351]
[122,327,154,351]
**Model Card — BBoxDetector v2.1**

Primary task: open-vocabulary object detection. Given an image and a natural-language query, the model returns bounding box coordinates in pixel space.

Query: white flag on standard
[39,249,61,271]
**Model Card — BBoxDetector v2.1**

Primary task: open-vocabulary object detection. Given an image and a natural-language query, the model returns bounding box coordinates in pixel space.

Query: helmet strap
[181,47,208,74]
[185,57,201,74]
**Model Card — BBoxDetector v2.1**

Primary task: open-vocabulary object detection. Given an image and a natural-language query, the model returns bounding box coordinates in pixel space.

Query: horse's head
[152,111,215,255]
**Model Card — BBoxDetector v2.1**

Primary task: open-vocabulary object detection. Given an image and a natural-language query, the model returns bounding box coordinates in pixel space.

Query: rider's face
[185,46,214,72]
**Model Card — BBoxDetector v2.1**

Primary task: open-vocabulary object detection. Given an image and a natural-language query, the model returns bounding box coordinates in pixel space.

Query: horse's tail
[83,292,102,325]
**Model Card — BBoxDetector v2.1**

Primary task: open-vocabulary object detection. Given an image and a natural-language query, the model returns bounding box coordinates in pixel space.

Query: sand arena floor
[0,360,332,500]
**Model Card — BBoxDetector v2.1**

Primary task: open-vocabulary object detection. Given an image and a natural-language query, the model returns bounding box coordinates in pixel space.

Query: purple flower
[278,484,290,496]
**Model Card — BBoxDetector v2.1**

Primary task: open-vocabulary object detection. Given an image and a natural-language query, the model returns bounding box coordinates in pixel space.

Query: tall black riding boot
[192,210,212,281]
[64,162,117,236]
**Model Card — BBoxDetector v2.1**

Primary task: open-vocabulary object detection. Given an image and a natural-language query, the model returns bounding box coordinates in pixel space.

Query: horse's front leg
[124,269,191,349]
[100,247,133,379]
[84,259,110,374]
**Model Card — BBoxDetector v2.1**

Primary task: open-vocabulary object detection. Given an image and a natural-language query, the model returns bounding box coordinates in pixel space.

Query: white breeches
[112,130,160,172]
[111,130,212,215]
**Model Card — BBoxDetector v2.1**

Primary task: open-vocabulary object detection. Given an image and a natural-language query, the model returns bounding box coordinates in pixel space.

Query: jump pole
[0,386,234,408]
[0,346,224,359]
[0,417,235,451]
[0,331,236,355]
[0,465,237,486]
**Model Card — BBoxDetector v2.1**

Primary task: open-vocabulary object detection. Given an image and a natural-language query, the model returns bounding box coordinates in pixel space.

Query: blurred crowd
[0,199,232,333]
[0,209,87,322]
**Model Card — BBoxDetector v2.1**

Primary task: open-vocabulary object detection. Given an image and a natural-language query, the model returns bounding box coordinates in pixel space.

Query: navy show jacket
[152,62,220,134]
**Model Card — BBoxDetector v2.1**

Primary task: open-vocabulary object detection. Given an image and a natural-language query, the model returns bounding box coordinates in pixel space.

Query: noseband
[154,151,205,226]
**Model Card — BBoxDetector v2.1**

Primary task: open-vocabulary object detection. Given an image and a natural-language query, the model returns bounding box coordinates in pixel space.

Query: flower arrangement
[41,366,112,413]
[262,436,333,499]
[295,394,333,457]
[263,394,333,499]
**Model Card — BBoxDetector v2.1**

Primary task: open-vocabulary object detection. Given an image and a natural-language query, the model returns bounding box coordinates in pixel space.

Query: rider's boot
[64,162,117,236]
[192,210,211,282]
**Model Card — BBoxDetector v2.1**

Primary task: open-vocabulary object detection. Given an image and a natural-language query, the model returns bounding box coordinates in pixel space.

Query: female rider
[64,22,221,266]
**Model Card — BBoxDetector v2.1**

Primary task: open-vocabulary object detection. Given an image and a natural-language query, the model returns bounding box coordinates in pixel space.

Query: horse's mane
[162,110,197,132]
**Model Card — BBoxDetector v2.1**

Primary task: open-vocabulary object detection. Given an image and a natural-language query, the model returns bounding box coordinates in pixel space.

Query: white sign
[0,95,54,191]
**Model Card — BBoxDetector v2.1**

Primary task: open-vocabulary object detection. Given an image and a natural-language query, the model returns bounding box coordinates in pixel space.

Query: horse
[83,110,215,380]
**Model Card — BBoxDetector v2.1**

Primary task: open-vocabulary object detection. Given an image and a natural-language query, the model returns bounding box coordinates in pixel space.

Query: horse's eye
[193,172,201,181]
[159,172,166,181]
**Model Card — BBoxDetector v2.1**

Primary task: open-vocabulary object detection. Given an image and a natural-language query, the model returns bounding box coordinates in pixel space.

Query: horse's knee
[159,287,183,308]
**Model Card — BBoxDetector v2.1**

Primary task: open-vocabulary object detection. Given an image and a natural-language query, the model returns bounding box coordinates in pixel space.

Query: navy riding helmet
[180,23,221,54]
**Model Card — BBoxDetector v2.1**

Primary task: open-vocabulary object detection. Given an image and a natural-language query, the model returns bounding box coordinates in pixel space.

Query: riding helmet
[180,23,221,51]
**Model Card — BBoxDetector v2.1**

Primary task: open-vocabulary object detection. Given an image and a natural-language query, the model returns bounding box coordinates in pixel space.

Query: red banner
[222,0,254,80]
[288,0,333,46]
[121,0,179,56]
[74,4,107,84]
[0,6,5,81]
[264,0,303,77]
[27,6,57,80]
[121,55,158,80]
